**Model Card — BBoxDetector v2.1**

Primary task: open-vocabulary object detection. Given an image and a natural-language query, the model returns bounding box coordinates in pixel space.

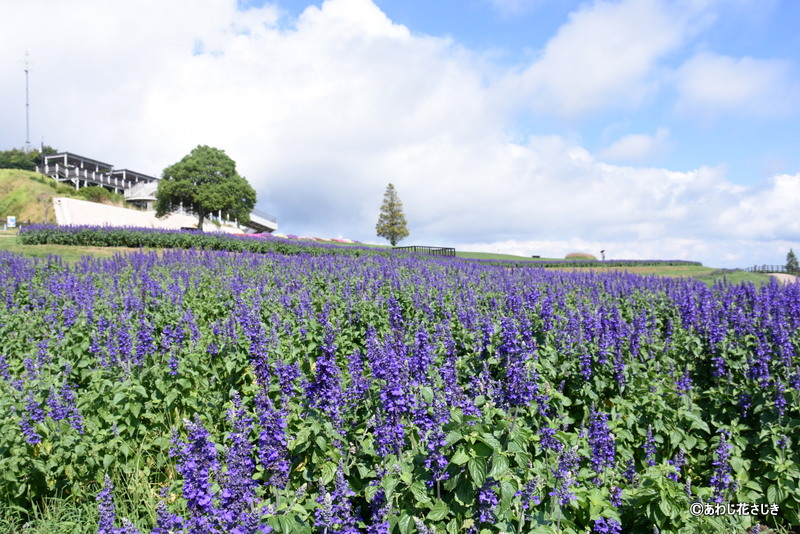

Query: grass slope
[0,169,63,225]
[456,251,559,261]
[0,169,127,227]
[0,235,155,263]
[552,264,772,286]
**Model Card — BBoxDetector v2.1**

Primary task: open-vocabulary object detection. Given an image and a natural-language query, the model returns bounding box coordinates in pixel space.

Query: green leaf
[775,484,787,503]
[478,433,503,453]
[499,480,516,514]
[383,477,399,501]
[321,462,336,485]
[409,481,431,504]
[658,499,676,519]
[468,457,487,486]
[451,447,470,466]
[455,476,474,505]
[445,430,463,447]
[356,463,372,479]
[488,453,509,479]
[427,501,449,522]
[398,514,414,534]
[512,450,531,468]
[767,484,777,504]
[471,441,493,458]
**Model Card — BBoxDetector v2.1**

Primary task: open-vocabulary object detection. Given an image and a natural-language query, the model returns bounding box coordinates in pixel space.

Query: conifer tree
[787,249,799,274]
[375,183,409,246]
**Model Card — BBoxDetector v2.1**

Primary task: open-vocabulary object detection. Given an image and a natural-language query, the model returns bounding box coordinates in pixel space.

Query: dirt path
[768,273,800,284]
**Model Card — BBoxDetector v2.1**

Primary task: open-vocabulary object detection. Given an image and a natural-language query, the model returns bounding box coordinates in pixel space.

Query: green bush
[75,186,114,203]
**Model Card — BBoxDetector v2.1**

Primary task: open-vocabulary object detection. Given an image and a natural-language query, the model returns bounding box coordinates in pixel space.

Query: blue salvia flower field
[1,243,799,533]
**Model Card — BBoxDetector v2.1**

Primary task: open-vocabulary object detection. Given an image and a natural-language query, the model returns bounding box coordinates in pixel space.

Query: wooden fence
[393,246,456,257]
[743,265,796,273]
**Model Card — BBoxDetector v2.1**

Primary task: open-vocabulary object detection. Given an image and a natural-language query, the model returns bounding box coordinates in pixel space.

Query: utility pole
[24,51,32,153]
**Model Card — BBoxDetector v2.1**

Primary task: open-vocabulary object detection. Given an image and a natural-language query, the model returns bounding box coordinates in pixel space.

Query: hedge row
[17,225,382,258]
[17,225,703,268]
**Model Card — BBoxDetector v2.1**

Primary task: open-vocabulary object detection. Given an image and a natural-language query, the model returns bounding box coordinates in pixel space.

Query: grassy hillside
[0,232,156,263]
[0,169,65,224]
[456,250,559,261]
[551,264,772,285]
[0,168,126,226]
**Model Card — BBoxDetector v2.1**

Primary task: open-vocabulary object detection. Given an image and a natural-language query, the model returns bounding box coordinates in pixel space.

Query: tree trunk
[197,213,205,232]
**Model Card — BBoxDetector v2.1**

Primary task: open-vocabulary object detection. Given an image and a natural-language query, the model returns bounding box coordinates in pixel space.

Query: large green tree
[156,145,256,231]
[375,182,409,246]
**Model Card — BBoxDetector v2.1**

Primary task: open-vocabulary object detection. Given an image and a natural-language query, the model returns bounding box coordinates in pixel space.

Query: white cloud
[715,174,800,240]
[675,51,799,117]
[514,0,696,117]
[598,128,672,163]
[1,0,797,269]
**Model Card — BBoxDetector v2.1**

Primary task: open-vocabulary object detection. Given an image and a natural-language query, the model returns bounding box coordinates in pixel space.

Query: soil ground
[768,273,800,284]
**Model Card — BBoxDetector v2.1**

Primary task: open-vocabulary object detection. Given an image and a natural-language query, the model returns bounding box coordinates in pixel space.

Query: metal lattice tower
[25,51,31,153]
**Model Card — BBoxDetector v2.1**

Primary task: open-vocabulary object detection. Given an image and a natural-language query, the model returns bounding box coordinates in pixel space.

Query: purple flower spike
[593,516,622,534]
[550,447,581,507]
[667,449,686,482]
[97,474,117,534]
[709,430,734,503]
[171,416,221,533]
[588,408,616,481]
[476,477,499,524]
[643,425,657,467]
[315,463,359,534]
[255,390,290,489]
[218,392,264,532]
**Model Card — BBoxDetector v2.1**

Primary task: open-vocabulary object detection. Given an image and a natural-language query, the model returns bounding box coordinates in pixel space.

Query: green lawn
[0,235,774,286]
[455,250,560,261]
[0,235,157,264]
[551,263,772,286]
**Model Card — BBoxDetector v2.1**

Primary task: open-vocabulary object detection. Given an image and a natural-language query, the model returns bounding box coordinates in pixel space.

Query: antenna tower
[25,51,31,153]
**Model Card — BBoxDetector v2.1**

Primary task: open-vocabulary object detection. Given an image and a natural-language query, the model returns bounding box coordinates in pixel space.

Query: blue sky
[1,0,799,266]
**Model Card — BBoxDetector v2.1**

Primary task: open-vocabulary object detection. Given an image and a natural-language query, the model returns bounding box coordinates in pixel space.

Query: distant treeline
[468,258,704,268]
[0,146,58,171]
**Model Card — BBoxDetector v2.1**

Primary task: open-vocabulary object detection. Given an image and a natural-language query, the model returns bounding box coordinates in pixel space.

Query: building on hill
[38,152,159,209]
[37,152,277,233]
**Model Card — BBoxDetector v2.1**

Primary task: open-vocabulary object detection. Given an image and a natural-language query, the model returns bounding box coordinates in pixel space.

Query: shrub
[566,252,598,260]
[76,186,114,203]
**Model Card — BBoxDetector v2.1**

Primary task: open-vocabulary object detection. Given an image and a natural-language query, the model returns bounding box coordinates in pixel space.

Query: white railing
[124,182,158,200]
[247,211,278,232]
